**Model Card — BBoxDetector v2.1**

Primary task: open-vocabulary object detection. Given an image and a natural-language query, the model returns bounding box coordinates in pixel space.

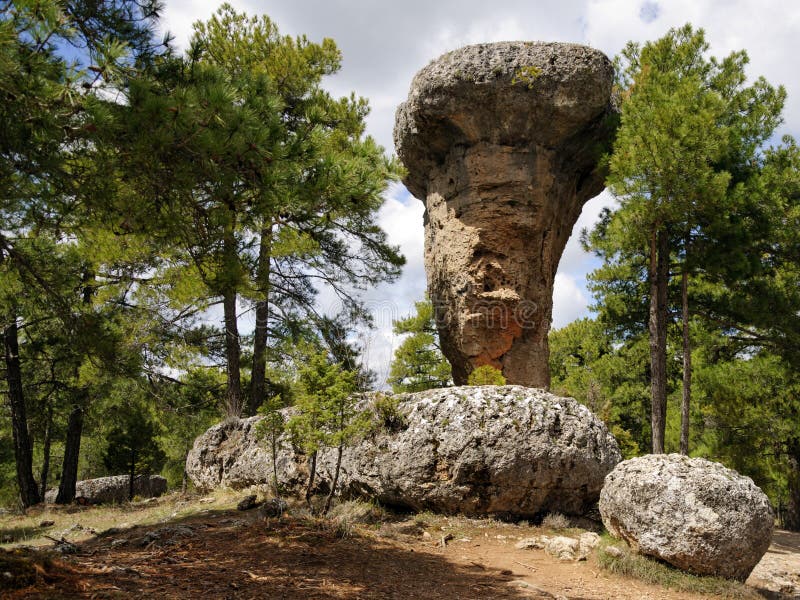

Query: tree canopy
[585,24,793,453]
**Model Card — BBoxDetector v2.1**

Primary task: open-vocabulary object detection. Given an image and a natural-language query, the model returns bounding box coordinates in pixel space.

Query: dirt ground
[3,500,799,600]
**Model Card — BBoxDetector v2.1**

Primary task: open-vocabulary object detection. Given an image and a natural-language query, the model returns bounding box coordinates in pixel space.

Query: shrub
[467,365,506,386]
[541,512,570,530]
[372,393,406,432]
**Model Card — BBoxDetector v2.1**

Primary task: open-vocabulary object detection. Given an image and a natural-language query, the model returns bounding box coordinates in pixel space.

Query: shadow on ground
[3,509,548,599]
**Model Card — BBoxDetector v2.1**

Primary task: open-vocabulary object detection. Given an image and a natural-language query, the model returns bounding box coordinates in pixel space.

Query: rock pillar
[395,42,617,386]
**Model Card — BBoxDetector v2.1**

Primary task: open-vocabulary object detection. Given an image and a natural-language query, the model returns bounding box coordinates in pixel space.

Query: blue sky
[159,0,800,384]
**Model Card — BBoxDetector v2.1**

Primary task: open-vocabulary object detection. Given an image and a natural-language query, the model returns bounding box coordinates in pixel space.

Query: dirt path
[8,505,796,599]
[748,530,800,597]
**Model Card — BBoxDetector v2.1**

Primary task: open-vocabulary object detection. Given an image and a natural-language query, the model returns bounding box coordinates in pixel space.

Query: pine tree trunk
[181,445,190,495]
[55,405,83,504]
[223,289,242,417]
[323,445,344,515]
[222,219,243,418]
[305,450,317,512]
[680,266,692,456]
[129,449,136,501]
[3,317,41,507]
[648,228,670,454]
[249,224,273,416]
[786,440,800,531]
[40,402,53,500]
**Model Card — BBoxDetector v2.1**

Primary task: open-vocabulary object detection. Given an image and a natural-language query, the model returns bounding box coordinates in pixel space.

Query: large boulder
[394,42,618,387]
[184,415,309,493]
[599,454,774,580]
[187,386,621,518]
[44,475,167,504]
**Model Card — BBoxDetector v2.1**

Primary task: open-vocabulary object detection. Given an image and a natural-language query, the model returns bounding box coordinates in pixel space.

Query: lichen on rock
[599,453,774,581]
[186,386,621,519]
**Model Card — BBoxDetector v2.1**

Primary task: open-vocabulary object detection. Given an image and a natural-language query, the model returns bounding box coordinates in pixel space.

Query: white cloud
[559,189,617,278]
[553,273,590,329]
[584,0,800,138]
[356,186,426,386]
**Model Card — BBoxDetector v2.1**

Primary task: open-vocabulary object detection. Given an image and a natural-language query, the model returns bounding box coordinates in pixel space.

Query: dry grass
[0,488,244,550]
[541,512,571,531]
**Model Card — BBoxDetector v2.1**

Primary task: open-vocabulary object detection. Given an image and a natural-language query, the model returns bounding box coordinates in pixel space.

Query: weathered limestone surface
[186,386,621,518]
[44,475,167,504]
[394,42,617,386]
[599,454,774,580]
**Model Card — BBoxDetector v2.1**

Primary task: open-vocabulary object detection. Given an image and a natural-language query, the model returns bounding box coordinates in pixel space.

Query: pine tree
[388,298,452,392]
[0,1,167,506]
[286,350,364,513]
[117,5,404,417]
[103,405,167,501]
[589,24,786,453]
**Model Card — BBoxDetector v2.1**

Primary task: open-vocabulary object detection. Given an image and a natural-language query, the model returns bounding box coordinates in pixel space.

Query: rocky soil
[2,494,797,599]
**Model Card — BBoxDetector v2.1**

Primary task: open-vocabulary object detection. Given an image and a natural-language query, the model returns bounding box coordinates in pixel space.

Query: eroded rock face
[184,416,308,493]
[44,475,167,504]
[394,42,617,386]
[186,386,621,518]
[599,454,774,580]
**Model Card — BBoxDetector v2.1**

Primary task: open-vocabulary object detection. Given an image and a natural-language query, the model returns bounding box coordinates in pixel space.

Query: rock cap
[395,41,615,198]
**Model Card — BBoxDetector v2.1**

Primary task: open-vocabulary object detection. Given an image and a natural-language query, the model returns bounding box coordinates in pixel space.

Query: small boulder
[545,536,580,560]
[515,532,599,561]
[44,475,167,505]
[515,537,545,550]
[236,494,259,511]
[599,454,773,580]
[577,532,601,560]
[259,498,287,518]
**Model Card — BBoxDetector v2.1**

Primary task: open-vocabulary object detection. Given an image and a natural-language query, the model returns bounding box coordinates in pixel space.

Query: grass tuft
[327,500,386,526]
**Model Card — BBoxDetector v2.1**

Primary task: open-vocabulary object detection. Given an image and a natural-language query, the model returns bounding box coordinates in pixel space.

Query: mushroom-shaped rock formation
[394,42,617,386]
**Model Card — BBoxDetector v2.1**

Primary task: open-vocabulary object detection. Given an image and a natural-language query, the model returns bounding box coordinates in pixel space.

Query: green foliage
[388,298,451,392]
[586,23,794,454]
[0,0,166,507]
[549,318,648,458]
[287,352,366,454]
[103,405,167,499]
[550,316,800,526]
[112,3,404,417]
[371,393,406,432]
[0,429,18,507]
[255,394,287,497]
[286,349,368,512]
[150,369,222,489]
[466,365,506,386]
[0,0,406,506]
[693,348,800,518]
